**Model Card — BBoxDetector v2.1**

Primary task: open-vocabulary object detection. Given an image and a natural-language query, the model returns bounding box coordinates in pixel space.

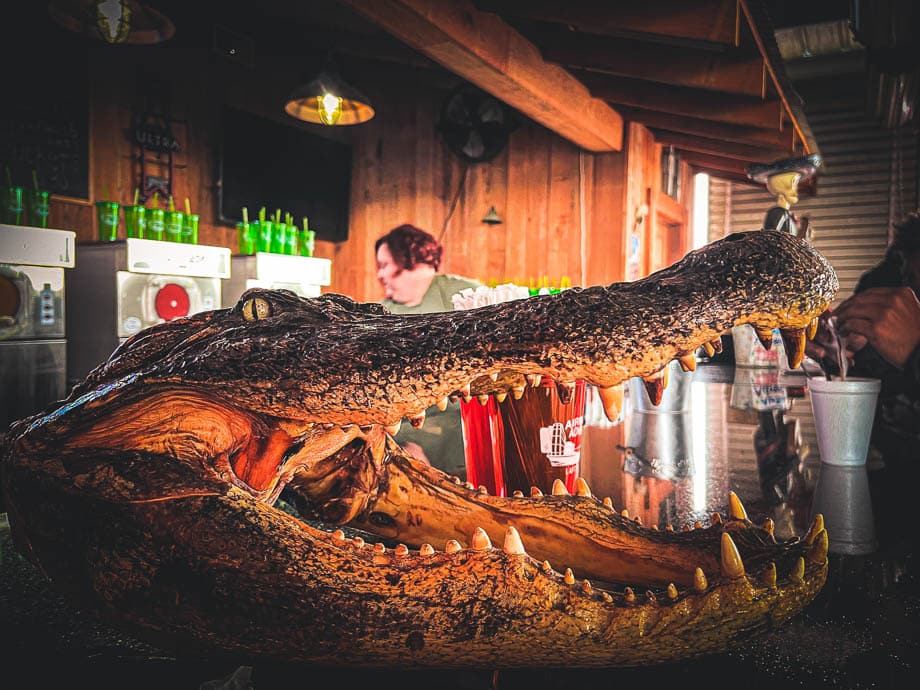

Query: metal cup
[807,377,880,465]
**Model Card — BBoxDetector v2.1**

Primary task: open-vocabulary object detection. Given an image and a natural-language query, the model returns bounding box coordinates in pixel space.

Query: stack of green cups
[95,200,120,241]
[300,217,315,257]
[27,190,51,228]
[182,213,199,244]
[237,221,255,254]
[2,185,24,225]
[165,209,184,242]
[147,208,165,241]
[124,205,147,238]
[257,220,272,253]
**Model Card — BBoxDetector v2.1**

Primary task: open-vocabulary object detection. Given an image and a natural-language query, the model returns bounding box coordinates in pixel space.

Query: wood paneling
[29,16,684,306]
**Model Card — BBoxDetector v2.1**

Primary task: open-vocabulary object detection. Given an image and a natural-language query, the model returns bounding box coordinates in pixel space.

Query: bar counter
[1,364,918,688]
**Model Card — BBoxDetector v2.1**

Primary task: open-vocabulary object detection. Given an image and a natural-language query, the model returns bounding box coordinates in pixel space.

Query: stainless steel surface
[0,264,65,340]
[0,224,76,267]
[0,339,66,430]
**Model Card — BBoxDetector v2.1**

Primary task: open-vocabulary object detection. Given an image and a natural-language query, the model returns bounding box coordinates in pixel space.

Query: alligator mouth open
[1,230,835,668]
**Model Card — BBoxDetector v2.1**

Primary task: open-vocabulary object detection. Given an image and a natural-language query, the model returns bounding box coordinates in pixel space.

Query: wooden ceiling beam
[575,72,783,130]
[679,151,754,177]
[615,106,793,151]
[532,27,765,97]
[473,0,739,46]
[650,129,788,162]
[340,0,623,152]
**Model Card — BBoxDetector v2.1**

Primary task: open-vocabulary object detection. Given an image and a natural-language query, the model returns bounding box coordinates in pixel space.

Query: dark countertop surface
[2,363,918,689]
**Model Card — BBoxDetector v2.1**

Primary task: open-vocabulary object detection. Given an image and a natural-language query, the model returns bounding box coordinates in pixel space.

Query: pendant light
[48,0,175,45]
[284,58,374,126]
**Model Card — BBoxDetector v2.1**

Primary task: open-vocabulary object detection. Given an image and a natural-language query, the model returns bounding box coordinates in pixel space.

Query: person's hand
[835,286,920,368]
[804,309,834,361]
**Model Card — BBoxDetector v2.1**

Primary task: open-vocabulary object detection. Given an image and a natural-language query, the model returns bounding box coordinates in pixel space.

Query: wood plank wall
[30,22,686,305]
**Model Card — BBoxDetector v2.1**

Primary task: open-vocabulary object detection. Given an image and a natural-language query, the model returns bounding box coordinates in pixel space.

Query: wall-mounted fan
[437,83,519,163]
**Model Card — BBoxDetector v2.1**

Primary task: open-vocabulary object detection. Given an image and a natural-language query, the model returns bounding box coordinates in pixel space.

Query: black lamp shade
[284,71,375,126]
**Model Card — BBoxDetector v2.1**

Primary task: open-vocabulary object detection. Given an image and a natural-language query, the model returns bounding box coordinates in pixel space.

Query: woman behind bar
[374,224,481,476]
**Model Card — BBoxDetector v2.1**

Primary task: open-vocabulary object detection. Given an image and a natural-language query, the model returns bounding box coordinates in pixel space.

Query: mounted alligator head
[2,230,835,667]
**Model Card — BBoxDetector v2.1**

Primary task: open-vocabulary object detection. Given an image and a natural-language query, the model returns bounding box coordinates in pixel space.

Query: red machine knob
[154,283,190,321]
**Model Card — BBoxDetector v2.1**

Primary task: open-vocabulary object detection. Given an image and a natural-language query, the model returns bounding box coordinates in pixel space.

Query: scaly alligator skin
[1,230,835,668]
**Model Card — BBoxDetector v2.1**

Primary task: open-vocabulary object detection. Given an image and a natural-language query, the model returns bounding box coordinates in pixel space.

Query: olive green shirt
[381,273,481,478]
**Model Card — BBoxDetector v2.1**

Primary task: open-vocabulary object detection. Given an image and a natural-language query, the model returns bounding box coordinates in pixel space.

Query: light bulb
[95,0,131,43]
[318,92,343,125]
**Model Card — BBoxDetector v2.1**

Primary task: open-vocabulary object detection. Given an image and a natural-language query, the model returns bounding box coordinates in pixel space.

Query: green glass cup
[2,186,24,225]
[147,208,165,241]
[256,220,273,253]
[270,222,286,254]
[95,200,120,241]
[124,205,147,238]
[299,229,315,257]
[182,213,199,244]
[164,210,185,242]
[26,190,51,228]
[237,221,255,255]
[284,225,299,255]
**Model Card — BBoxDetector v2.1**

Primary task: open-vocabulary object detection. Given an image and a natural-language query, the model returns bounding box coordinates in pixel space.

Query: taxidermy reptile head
[2,229,835,667]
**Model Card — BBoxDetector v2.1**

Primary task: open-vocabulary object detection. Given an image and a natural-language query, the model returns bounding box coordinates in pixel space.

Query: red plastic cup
[460,379,586,496]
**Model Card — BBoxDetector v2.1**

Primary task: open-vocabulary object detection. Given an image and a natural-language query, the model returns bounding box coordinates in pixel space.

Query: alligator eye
[242,297,272,321]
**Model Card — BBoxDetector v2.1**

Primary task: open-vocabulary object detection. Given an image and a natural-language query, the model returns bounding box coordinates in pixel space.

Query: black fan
[438,84,519,163]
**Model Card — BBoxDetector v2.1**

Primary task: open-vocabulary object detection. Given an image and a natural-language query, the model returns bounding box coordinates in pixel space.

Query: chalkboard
[218,106,352,242]
[0,57,90,199]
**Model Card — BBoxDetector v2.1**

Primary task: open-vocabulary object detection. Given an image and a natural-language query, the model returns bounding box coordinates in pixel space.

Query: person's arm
[835,286,920,369]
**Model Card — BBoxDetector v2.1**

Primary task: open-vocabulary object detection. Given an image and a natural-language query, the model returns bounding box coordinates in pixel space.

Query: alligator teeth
[790,556,805,583]
[445,539,462,554]
[385,421,402,435]
[601,591,613,603]
[677,354,697,372]
[806,317,819,340]
[623,587,636,603]
[642,367,669,405]
[780,327,806,368]
[477,395,489,406]
[530,486,543,497]
[419,543,435,556]
[464,481,475,490]
[512,490,524,498]
[489,372,499,382]
[541,560,553,574]
[394,544,409,557]
[436,397,449,411]
[804,513,824,543]
[763,562,777,588]
[597,384,624,421]
[478,485,488,494]
[728,491,749,520]
[762,517,775,538]
[711,512,722,525]
[503,526,525,555]
[563,568,575,585]
[702,341,715,357]
[693,520,703,529]
[720,532,745,578]
[471,527,492,550]
[495,392,508,403]
[645,590,657,603]
[602,497,613,509]
[621,509,630,518]
[754,327,774,350]
[511,385,526,399]
[409,411,426,428]
[807,529,829,564]
[582,579,593,594]
[527,374,543,387]
[352,537,365,548]
[574,477,592,497]
[332,529,346,541]
[693,567,708,592]
[373,543,386,554]
[710,337,723,353]
[551,479,569,496]
[667,583,678,600]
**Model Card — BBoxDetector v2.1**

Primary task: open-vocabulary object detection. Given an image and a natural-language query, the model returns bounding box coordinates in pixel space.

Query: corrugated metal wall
[709,76,919,304]
[707,71,918,465]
